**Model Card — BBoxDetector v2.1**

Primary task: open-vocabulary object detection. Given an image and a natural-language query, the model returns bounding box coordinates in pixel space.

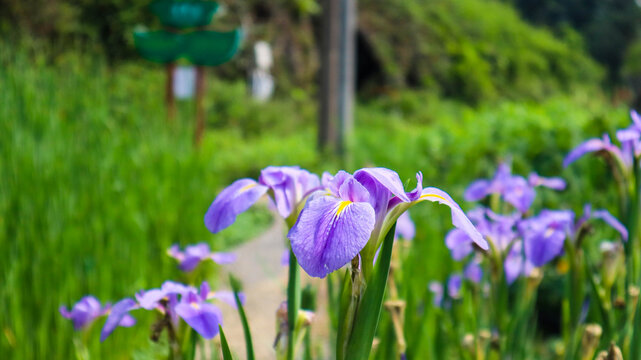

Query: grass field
[0,49,631,358]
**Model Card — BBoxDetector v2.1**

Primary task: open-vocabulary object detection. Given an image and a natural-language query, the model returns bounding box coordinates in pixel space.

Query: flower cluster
[61,281,242,342]
[59,296,135,331]
[442,163,626,285]
[206,166,488,278]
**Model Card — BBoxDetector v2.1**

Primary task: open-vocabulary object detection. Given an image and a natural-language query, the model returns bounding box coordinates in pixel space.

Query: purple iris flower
[288,168,487,278]
[205,166,320,233]
[464,163,564,213]
[59,296,104,330]
[175,282,223,339]
[519,210,574,267]
[60,296,120,331]
[101,281,242,342]
[167,243,236,272]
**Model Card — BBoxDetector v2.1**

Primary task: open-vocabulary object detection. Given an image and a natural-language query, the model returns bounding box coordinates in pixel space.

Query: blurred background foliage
[1,0,641,358]
[3,0,632,102]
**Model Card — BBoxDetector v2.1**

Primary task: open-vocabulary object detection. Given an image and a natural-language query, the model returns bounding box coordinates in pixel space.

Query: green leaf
[219,326,233,360]
[229,274,255,360]
[344,223,397,358]
[336,269,354,360]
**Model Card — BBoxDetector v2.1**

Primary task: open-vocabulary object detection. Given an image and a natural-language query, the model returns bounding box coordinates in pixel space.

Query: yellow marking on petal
[336,201,352,216]
[419,194,448,203]
[239,183,256,193]
[544,228,555,238]
[191,302,201,310]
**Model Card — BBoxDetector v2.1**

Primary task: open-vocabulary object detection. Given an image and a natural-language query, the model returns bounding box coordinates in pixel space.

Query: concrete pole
[319,0,356,155]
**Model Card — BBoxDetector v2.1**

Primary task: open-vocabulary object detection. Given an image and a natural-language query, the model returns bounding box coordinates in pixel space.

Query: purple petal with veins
[205,178,268,233]
[288,194,376,278]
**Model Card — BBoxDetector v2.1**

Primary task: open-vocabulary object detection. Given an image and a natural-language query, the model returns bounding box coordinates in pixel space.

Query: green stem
[287,248,301,360]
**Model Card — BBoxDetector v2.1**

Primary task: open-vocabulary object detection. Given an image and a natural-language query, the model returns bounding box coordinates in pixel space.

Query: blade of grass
[229,274,255,360]
[219,326,233,360]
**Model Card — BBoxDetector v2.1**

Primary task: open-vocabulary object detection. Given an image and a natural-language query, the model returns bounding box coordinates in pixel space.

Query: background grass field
[0,45,632,358]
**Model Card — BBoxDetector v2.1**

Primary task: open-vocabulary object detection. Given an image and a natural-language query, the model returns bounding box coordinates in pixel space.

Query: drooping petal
[205,178,268,233]
[564,138,607,167]
[592,209,628,241]
[100,298,137,342]
[419,188,489,251]
[445,229,474,260]
[175,302,223,339]
[563,135,625,169]
[288,195,376,278]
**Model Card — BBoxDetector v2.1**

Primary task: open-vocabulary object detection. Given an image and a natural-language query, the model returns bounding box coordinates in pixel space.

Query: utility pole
[319,0,356,155]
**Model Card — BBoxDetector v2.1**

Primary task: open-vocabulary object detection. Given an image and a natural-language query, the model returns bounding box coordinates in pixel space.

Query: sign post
[133,0,242,145]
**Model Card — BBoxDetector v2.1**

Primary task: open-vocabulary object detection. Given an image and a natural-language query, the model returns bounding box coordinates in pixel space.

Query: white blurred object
[173,66,196,99]
[251,69,274,102]
[254,41,273,70]
[251,41,275,101]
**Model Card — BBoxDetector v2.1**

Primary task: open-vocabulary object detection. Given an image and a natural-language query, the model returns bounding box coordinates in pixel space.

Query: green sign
[150,0,219,29]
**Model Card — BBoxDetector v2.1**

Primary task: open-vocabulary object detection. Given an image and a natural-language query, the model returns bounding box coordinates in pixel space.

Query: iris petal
[175,302,222,339]
[100,298,137,342]
[288,195,375,278]
[204,178,268,233]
